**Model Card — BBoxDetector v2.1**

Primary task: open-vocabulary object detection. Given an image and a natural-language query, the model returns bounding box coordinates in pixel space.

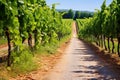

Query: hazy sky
[46,0,113,11]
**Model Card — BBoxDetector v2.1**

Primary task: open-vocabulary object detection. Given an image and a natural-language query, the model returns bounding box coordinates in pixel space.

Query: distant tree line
[58,9,94,20]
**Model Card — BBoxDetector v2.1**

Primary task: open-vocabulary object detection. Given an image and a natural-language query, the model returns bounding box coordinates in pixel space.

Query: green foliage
[62,9,74,19]
[74,11,80,20]
[35,19,72,54]
[61,19,72,38]
[35,31,71,56]
[76,18,94,41]
[61,10,93,19]
[12,49,37,73]
[0,37,7,45]
[79,11,93,18]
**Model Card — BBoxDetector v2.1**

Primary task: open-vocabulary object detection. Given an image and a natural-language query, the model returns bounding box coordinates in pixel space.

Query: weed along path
[42,22,120,80]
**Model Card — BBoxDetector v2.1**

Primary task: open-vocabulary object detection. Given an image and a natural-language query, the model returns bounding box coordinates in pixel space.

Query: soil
[0,44,8,54]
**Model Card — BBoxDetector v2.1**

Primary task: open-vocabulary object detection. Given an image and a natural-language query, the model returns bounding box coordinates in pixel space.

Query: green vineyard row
[0,0,72,66]
[76,0,120,57]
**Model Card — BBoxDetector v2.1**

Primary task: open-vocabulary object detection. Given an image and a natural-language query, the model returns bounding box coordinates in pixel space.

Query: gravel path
[42,22,120,80]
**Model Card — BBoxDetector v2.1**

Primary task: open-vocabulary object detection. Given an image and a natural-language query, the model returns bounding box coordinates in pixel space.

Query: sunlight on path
[72,21,77,38]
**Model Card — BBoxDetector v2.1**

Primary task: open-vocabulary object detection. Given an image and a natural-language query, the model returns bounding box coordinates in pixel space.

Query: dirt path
[41,22,120,80]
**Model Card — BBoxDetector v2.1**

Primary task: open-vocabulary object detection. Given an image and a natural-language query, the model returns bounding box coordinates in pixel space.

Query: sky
[46,0,113,11]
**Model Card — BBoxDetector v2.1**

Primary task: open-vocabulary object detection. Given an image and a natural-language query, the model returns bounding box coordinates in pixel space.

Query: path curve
[42,21,120,80]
